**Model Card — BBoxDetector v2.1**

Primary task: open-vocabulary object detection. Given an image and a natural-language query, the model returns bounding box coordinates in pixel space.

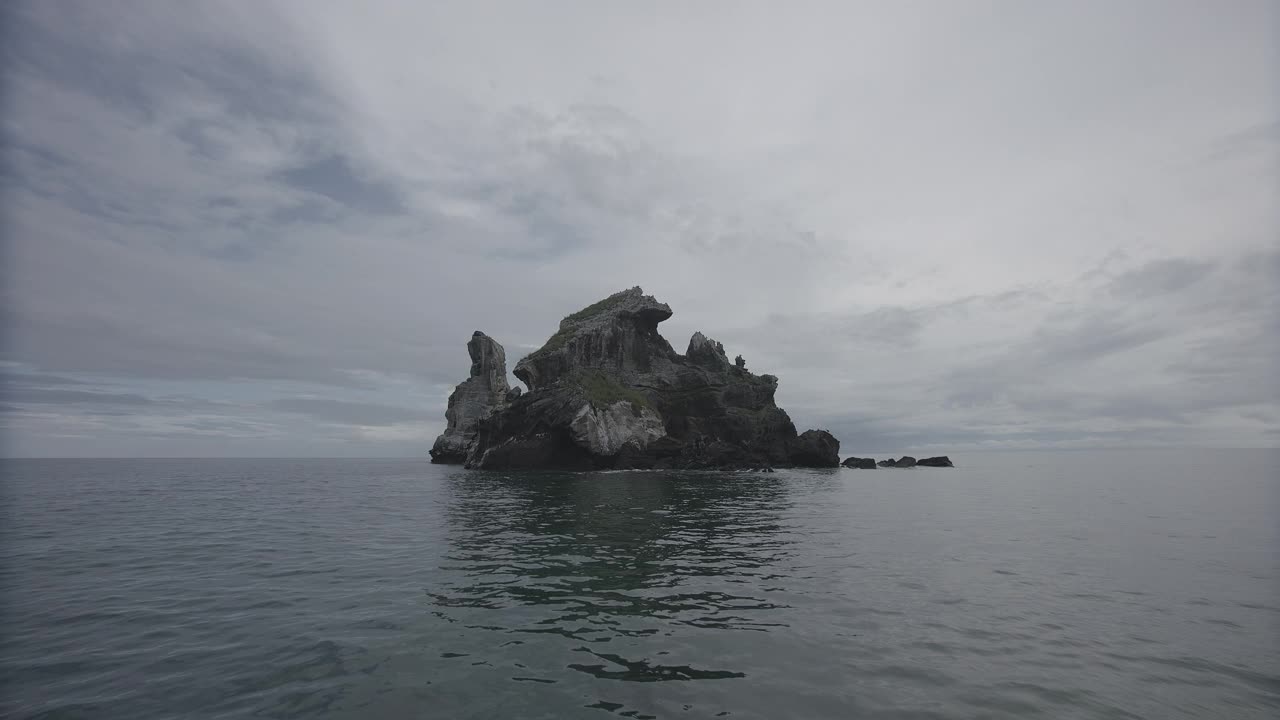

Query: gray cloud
[2,1,1277,455]
[1106,258,1215,299]
[3,387,154,407]
[838,307,930,348]
[268,398,434,426]
[276,154,404,215]
[1,371,90,387]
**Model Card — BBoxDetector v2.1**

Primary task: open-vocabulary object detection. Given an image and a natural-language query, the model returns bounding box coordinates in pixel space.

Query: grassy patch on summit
[538,326,576,354]
[562,289,632,324]
[528,289,635,357]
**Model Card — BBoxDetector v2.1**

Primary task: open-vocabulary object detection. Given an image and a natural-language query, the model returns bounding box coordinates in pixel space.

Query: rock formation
[863,455,954,468]
[435,287,841,470]
[789,430,842,467]
[428,331,511,464]
[841,456,877,469]
[916,456,954,467]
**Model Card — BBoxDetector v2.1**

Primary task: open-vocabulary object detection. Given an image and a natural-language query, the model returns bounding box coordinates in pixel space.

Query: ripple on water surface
[2,454,1279,719]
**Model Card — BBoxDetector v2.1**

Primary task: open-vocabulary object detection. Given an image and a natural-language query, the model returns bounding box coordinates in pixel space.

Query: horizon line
[4,446,1279,461]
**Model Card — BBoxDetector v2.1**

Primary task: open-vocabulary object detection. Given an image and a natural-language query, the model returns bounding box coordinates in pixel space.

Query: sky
[1,0,1277,457]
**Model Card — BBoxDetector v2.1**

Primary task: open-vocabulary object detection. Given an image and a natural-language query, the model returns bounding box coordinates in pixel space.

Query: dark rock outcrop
[686,331,731,370]
[842,456,877,469]
[789,429,841,467]
[429,332,510,464]
[917,456,954,467]
[873,455,953,468]
[443,287,841,470]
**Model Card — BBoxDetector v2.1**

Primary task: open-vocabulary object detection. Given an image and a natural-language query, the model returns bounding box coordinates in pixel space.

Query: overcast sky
[2,0,1277,457]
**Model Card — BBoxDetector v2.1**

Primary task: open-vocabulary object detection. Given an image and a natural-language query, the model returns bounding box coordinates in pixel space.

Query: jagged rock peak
[429,331,511,464]
[686,331,730,369]
[514,287,676,391]
[466,331,508,385]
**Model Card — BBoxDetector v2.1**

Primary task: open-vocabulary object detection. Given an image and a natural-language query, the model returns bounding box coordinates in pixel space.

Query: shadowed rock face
[790,430,842,467]
[438,287,840,470]
[429,332,510,464]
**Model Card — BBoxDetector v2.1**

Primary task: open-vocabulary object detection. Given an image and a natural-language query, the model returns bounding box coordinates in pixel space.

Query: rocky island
[430,287,840,470]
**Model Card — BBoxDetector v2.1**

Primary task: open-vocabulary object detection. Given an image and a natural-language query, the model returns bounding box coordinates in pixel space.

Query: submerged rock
[439,287,841,470]
[429,331,511,464]
[841,457,877,469]
[917,456,954,467]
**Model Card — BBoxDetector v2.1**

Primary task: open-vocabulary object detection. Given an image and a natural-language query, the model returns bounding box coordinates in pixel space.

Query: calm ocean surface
[2,450,1277,719]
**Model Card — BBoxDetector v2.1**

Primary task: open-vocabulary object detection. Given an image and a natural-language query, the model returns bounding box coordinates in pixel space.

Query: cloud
[275,154,404,215]
[3,387,155,407]
[268,398,434,426]
[2,0,1277,455]
[1105,258,1215,299]
[0,370,90,387]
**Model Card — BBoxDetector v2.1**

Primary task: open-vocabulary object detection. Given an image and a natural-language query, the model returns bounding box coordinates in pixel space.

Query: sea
[2,449,1277,719]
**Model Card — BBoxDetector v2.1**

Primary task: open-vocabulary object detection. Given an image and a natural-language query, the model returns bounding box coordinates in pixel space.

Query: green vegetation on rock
[537,326,576,354]
[562,289,632,324]
[578,370,650,414]
[527,289,636,359]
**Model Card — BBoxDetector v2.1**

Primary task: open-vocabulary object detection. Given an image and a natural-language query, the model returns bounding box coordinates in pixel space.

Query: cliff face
[512,289,677,391]
[428,331,511,464]
[436,288,840,470]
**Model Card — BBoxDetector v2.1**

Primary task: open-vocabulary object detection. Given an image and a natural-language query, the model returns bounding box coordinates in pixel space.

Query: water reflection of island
[426,470,824,683]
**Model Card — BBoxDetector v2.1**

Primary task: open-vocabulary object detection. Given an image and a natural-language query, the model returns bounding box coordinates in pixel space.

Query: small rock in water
[917,456,954,467]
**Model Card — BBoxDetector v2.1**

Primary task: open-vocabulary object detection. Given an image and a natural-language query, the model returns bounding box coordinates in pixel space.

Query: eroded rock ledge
[429,287,841,470]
